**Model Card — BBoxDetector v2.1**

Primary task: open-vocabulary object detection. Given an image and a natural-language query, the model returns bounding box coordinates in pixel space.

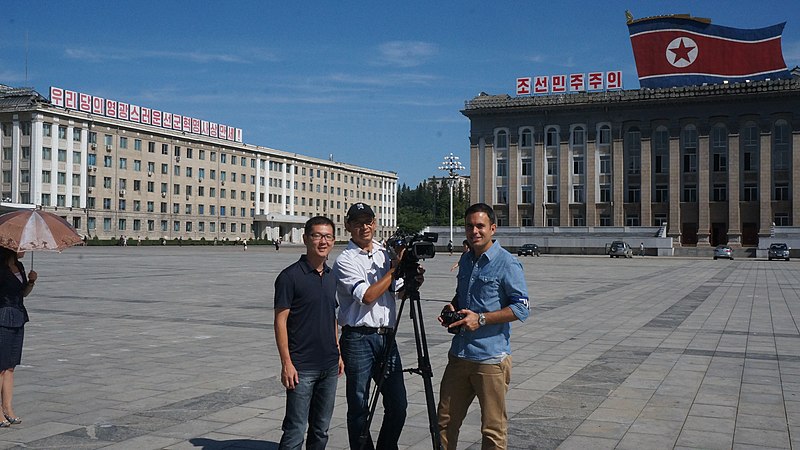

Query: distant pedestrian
[448,240,453,255]
[242,239,248,251]
[640,242,645,257]
[275,237,281,252]
[137,236,142,246]
[450,239,470,272]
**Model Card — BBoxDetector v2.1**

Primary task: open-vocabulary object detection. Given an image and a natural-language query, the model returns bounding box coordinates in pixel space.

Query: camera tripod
[358,263,442,450]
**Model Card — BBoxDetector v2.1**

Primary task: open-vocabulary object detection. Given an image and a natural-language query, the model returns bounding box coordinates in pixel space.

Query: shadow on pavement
[189,437,278,449]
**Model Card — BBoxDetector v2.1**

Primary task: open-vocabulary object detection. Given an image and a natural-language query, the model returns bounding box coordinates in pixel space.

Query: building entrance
[710,222,728,246]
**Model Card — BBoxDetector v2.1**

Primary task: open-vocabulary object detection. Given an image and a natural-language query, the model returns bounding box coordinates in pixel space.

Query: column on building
[727,131,741,245]
[80,126,88,208]
[793,130,800,227]
[65,123,74,209]
[289,162,295,215]
[558,134,569,226]
[697,130,710,245]
[470,136,482,204]
[281,160,287,215]
[381,178,388,229]
[264,156,272,214]
[585,132,597,226]
[507,134,519,226]
[31,114,43,205]
[668,129,682,241]
[255,157,262,215]
[640,136,652,226]
[759,129,772,236]
[533,137,545,227]
[50,119,58,206]
[482,136,493,208]
[612,132,624,225]
[11,115,20,202]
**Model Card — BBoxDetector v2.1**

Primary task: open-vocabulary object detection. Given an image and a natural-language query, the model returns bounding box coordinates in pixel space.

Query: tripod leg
[408,290,443,450]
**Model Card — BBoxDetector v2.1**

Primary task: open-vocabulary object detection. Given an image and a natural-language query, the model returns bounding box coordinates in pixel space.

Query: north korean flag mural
[628,15,791,88]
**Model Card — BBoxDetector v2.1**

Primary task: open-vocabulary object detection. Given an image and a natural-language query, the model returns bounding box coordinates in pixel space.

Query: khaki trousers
[437,354,512,450]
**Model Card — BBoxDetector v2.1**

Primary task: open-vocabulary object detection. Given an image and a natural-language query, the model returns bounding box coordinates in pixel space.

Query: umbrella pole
[29,252,33,270]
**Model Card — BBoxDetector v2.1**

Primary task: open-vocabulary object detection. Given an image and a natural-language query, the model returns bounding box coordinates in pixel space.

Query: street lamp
[438,153,465,247]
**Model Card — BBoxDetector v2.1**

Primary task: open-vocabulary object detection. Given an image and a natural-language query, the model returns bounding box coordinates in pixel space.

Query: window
[625,214,640,226]
[134,139,142,151]
[58,149,67,162]
[186,148,193,159]
[104,155,112,168]
[599,156,611,175]
[682,126,698,173]
[42,147,52,160]
[546,185,558,203]
[573,156,584,175]
[600,215,612,226]
[520,129,533,147]
[774,121,791,170]
[42,171,51,183]
[199,149,205,160]
[775,213,791,226]
[134,160,141,172]
[57,172,66,185]
[653,127,669,174]
[625,129,641,174]
[712,183,727,202]
[521,157,532,176]
[495,130,508,149]
[743,183,758,201]
[573,185,584,203]
[220,153,227,163]
[174,146,181,157]
[573,215,585,226]
[72,151,81,164]
[683,184,697,202]
[42,123,52,137]
[711,126,727,172]
[119,158,127,170]
[496,158,507,177]
[162,144,169,155]
[161,163,168,174]
[119,137,128,149]
[521,188,533,204]
[103,198,111,209]
[58,126,67,139]
[103,177,112,188]
[186,167,192,177]
[600,184,611,203]
[774,182,789,201]
[148,142,155,153]
[654,185,668,203]
[496,187,508,204]
[547,158,557,176]
[654,214,668,226]
[627,185,640,203]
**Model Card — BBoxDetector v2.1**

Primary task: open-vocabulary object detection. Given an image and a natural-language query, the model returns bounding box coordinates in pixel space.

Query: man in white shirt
[334,202,406,450]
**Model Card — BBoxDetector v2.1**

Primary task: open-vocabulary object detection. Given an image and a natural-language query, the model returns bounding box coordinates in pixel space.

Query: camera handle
[358,271,443,450]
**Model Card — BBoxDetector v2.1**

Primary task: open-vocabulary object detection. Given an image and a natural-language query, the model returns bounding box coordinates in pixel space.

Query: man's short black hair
[305,216,336,235]
[464,203,496,225]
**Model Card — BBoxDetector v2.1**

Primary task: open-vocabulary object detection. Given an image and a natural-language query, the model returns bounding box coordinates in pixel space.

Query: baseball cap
[346,202,375,221]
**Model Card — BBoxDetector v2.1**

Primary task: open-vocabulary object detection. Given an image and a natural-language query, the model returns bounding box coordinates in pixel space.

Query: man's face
[303,224,335,258]
[346,216,375,246]
[465,212,495,254]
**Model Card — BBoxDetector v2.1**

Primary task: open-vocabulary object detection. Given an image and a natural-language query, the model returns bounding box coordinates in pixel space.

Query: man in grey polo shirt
[334,202,406,450]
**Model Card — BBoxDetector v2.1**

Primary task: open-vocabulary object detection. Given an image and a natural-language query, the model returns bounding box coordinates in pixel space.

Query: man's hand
[281,362,299,390]
[452,309,481,332]
[438,304,455,327]
[338,356,345,377]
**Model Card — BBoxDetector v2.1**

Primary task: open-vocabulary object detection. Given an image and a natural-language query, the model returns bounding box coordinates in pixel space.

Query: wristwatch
[478,313,486,327]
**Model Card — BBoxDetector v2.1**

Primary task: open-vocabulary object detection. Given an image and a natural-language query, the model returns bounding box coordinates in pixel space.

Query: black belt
[343,325,393,335]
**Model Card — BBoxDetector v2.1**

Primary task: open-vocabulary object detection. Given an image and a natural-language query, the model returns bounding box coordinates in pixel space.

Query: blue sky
[3,1,800,186]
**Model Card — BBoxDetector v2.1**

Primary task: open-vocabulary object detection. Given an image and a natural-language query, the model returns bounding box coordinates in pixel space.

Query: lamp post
[438,153,465,247]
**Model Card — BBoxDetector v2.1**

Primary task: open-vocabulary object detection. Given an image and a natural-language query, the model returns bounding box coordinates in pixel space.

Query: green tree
[397,179,470,233]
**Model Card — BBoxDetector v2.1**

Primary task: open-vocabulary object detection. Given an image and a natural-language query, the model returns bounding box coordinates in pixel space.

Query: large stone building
[462,76,800,247]
[0,85,398,242]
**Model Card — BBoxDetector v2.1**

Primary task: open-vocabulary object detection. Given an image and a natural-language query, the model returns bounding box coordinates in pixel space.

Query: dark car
[713,245,733,260]
[607,241,633,258]
[517,243,540,257]
[768,243,790,261]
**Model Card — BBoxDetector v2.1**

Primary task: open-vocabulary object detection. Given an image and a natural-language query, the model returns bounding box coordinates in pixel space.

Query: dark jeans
[340,328,407,450]
[279,364,339,450]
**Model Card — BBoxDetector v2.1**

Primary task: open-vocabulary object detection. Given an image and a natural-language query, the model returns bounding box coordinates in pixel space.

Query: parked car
[517,243,540,257]
[713,245,733,260]
[768,243,790,261]
[607,241,633,258]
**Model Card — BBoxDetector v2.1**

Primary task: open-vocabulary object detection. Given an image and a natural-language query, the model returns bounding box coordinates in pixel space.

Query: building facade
[0,85,398,242]
[462,77,800,247]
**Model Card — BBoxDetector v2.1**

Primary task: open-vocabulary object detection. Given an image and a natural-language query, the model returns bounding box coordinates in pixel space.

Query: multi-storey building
[462,76,800,247]
[0,85,397,242]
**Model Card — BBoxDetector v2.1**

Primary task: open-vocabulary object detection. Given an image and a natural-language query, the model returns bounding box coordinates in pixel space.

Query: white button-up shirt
[334,239,402,328]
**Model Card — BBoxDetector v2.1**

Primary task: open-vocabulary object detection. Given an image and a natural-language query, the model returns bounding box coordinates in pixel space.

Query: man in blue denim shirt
[437,203,529,449]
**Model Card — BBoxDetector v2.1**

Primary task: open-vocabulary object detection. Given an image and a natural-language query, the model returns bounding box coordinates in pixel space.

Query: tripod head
[387,232,438,293]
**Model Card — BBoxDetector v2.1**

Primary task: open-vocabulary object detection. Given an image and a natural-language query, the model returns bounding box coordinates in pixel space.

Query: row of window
[87,217,251,234]
[496,181,792,205]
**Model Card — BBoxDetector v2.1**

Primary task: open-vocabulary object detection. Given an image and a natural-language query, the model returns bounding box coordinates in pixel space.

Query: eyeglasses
[308,233,335,242]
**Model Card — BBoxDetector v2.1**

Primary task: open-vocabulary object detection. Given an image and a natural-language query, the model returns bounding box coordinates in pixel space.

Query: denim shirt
[449,241,529,362]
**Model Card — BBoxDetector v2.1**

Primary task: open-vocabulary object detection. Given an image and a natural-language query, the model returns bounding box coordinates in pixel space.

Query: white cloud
[377,41,438,67]
[783,40,800,67]
[63,47,278,64]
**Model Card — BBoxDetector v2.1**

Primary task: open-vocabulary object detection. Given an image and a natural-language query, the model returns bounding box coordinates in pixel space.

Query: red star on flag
[669,38,696,64]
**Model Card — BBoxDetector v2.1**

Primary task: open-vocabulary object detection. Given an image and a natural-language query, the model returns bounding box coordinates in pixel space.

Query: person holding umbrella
[0,248,36,427]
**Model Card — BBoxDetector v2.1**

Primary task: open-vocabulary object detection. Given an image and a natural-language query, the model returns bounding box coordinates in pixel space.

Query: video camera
[387,232,438,262]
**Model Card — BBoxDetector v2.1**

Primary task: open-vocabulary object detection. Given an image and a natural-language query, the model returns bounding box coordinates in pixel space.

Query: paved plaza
[0,244,798,449]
